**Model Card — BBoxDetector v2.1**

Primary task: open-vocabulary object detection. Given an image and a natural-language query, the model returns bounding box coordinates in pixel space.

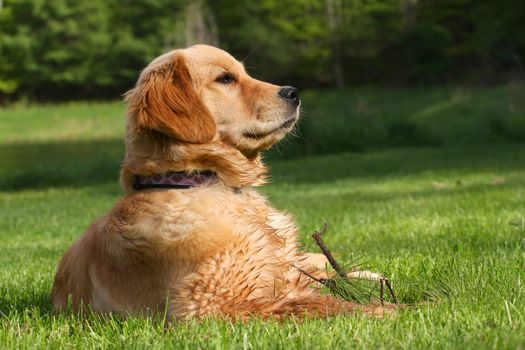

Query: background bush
[1,0,524,101]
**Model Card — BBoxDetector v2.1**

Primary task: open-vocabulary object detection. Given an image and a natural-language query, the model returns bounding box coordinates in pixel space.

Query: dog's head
[126,45,300,158]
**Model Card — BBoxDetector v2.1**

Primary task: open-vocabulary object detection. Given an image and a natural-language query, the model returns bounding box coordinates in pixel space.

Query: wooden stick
[292,264,327,285]
[383,278,399,305]
[309,223,400,306]
[311,223,347,279]
[380,279,385,306]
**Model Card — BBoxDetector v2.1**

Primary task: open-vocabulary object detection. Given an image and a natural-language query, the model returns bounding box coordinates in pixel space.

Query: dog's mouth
[243,117,297,140]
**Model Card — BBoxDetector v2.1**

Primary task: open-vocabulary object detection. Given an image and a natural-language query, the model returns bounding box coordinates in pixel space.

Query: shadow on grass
[269,142,525,184]
[0,138,524,191]
[0,138,124,191]
[0,289,54,317]
[280,180,525,207]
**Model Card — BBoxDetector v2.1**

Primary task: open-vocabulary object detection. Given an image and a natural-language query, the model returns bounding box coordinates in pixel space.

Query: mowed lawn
[1,89,525,349]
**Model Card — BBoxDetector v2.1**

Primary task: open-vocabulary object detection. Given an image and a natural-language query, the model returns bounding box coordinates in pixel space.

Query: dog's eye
[215,73,236,84]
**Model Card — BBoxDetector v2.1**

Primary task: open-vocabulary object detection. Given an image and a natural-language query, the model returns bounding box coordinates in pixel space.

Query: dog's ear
[128,55,216,144]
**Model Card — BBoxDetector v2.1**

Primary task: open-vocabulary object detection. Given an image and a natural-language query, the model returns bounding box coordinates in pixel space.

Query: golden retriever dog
[51,45,393,320]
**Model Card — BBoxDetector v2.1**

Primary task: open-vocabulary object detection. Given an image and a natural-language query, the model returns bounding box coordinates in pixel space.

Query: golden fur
[51,45,393,319]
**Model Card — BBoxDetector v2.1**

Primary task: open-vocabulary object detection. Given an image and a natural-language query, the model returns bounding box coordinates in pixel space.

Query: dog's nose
[278,86,300,107]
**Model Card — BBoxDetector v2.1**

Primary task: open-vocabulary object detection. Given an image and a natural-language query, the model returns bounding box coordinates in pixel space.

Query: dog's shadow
[0,138,123,191]
[0,289,54,317]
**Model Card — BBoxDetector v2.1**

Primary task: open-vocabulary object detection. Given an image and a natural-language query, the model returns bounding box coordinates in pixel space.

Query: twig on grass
[382,278,398,305]
[307,223,399,305]
[311,223,347,279]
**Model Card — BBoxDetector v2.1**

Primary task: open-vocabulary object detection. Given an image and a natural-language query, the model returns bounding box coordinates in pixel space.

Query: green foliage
[0,0,113,98]
[1,0,524,100]
[0,0,187,100]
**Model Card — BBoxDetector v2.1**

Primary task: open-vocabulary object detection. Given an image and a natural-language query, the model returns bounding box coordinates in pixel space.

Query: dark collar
[132,170,218,191]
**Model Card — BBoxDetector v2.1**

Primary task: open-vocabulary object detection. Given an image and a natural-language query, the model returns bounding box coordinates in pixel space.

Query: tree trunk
[400,0,417,28]
[326,0,345,88]
[185,0,219,47]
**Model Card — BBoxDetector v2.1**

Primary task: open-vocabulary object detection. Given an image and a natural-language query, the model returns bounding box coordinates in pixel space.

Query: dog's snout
[278,86,300,107]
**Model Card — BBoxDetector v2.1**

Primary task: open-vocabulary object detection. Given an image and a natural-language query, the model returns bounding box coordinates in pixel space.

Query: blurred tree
[106,0,187,94]
[339,0,402,83]
[0,0,113,98]
[184,0,219,46]
[326,0,344,87]
[0,0,523,101]
[471,0,525,79]
[0,0,188,99]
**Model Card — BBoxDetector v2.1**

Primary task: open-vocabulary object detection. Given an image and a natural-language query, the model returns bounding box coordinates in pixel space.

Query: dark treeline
[0,0,524,101]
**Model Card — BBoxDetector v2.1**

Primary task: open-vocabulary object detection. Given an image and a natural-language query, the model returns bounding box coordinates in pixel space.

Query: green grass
[1,87,525,349]
[0,101,126,142]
